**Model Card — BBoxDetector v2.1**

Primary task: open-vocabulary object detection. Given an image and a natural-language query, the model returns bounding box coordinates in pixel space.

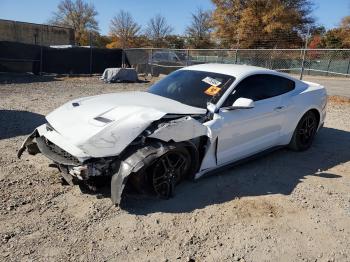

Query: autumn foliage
[211,0,313,48]
[50,0,350,49]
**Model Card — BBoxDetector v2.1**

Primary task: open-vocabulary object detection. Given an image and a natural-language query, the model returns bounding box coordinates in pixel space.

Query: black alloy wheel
[289,111,318,151]
[149,146,191,199]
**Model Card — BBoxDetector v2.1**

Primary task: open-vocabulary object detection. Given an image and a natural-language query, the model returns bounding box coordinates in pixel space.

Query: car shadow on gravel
[0,110,46,140]
[0,73,60,84]
[123,127,349,214]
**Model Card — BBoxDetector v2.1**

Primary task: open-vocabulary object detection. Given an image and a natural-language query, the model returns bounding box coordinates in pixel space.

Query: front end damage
[17,126,115,185]
[18,115,211,206]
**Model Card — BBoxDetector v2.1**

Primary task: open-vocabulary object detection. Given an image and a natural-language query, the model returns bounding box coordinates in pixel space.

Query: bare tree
[145,14,173,47]
[109,10,141,48]
[186,8,213,48]
[49,0,99,45]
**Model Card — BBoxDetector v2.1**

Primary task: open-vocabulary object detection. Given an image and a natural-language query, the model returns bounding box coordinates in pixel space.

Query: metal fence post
[326,56,332,76]
[300,27,310,80]
[89,32,93,76]
[346,55,350,77]
[90,47,93,75]
[300,50,307,80]
[39,25,43,75]
[307,57,312,75]
[121,50,125,69]
[234,49,239,64]
[269,49,274,69]
[186,49,190,66]
[39,46,43,76]
[150,48,154,76]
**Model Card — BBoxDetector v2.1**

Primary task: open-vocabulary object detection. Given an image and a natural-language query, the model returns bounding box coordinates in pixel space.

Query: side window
[222,74,295,107]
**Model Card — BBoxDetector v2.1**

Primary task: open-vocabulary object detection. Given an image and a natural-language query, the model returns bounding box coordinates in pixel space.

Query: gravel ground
[0,74,350,262]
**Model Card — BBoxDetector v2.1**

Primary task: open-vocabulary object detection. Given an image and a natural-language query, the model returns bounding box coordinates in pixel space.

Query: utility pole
[300,26,310,80]
[234,32,240,64]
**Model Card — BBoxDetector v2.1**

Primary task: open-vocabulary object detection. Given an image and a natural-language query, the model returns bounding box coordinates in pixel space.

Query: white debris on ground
[101,68,138,83]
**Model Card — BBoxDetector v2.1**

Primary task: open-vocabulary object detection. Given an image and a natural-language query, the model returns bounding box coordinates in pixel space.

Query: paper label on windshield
[202,77,222,87]
[205,85,221,96]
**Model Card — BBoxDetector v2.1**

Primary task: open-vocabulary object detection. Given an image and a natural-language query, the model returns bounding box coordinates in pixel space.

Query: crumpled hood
[45,91,206,157]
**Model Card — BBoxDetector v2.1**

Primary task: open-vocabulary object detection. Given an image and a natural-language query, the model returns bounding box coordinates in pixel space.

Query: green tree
[94,35,112,48]
[319,16,350,48]
[164,35,186,49]
[185,8,214,48]
[145,14,173,47]
[109,10,141,48]
[340,16,350,47]
[49,0,99,46]
[308,26,326,48]
[320,29,343,48]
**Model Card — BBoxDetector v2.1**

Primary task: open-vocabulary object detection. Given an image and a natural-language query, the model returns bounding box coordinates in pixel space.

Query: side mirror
[220,98,255,111]
[231,97,255,109]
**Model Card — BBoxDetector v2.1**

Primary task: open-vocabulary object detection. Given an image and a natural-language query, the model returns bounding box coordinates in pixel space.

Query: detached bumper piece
[17,130,80,167]
[17,130,39,158]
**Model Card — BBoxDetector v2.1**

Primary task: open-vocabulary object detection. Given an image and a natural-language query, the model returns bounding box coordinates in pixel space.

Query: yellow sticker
[205,85,221,96]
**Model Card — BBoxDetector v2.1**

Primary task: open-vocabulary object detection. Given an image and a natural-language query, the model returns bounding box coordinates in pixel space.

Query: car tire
[288,110,318,151]
[147,144,192,199]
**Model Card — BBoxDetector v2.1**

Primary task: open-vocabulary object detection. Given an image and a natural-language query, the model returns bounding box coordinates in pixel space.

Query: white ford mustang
[18,64,327,205]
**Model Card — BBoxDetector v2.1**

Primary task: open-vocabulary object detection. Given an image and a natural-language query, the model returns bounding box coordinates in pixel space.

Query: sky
[0,0,349,35]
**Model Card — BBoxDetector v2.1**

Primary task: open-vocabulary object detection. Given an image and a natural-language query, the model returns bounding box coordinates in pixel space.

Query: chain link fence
[124,48,350,79]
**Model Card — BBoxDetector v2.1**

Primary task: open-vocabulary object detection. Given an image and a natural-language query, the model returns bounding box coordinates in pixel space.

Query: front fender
[149,116,209,142]
[110,142,171,205]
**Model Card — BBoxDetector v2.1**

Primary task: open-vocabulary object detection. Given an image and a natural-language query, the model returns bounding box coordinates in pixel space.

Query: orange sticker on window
[205,85,221,96]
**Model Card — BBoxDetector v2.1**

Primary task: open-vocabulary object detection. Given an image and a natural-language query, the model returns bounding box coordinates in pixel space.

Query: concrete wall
[0,19,75,46]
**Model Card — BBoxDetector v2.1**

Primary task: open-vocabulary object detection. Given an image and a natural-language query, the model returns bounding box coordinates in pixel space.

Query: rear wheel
[148,145,191,199]
[289,111,318,151]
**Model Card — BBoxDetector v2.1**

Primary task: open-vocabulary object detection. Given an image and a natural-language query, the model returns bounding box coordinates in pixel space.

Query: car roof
[181,63,287,80]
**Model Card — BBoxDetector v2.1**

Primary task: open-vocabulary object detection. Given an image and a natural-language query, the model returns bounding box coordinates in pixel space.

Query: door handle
[274,106,285,111]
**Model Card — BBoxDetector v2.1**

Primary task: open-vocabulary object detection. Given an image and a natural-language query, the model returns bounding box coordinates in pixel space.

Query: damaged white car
[18,64,327,206]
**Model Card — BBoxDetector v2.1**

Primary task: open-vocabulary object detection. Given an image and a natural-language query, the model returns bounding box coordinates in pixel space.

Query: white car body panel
[148,116,209,142]
[216,95,284,165]
[18,64,327,196]
[36,124,90,161]
[184,64,326,178]
[44,92,206,158]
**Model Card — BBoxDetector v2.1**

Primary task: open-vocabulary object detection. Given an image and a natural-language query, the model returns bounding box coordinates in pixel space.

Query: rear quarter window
[264,74,295,97]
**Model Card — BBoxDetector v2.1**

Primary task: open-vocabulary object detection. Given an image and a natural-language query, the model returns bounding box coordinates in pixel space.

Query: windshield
[148,70,235,108]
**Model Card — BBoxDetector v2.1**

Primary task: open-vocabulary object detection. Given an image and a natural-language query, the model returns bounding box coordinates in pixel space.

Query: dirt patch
[328,95,350,104]
[1,75,350,261]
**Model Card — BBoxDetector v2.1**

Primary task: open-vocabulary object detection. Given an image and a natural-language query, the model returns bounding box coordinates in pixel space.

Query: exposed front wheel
[289,111,318,151]
[148,145,192,199]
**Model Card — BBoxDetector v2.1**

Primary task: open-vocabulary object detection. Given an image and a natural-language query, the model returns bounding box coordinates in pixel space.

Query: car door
[216,74,295,165]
